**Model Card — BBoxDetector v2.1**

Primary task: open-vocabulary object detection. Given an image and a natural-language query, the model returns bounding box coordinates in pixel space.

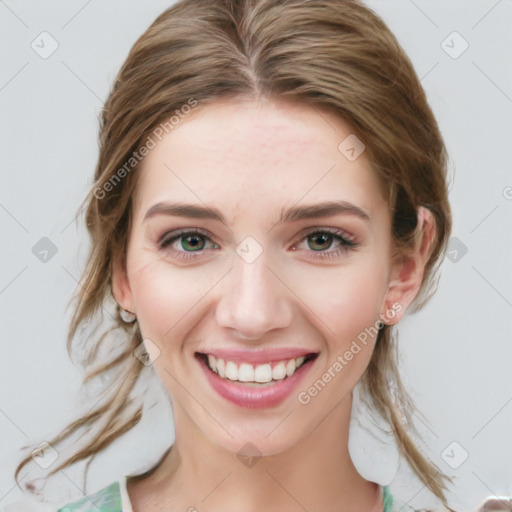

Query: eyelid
[292,225,357,245]
[157,227,213,246]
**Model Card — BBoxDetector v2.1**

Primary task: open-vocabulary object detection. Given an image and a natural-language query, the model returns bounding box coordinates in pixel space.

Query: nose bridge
[215,244,292,339]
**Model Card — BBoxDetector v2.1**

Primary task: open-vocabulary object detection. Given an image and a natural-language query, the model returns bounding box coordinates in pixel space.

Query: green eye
[307,232,335,251]
[158,227,356,262]
[180,234,206,251]
[159,229,219,259]
[293,229,357,261]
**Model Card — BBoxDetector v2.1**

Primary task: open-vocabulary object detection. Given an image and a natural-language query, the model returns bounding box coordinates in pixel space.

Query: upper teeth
[206,354,306,383]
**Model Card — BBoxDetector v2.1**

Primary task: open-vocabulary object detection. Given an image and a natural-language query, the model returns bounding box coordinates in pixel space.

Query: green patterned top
[54,480,407,512]
[56,482,122,512]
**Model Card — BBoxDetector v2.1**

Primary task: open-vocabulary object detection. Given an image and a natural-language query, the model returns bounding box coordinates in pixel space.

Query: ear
[111,254,135,313]
[379,207,436,325]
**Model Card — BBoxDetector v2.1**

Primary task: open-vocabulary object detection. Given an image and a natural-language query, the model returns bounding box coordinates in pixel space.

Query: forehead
[133,97,385,222]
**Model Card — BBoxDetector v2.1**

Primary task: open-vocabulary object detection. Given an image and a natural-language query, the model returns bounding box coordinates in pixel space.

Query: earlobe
[379,207,436,325]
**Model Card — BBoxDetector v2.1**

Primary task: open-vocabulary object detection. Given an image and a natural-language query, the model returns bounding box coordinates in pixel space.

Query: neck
[128,394,382,512]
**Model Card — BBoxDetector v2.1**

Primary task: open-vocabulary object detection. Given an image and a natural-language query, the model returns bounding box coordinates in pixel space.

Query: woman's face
[114,97,406,456]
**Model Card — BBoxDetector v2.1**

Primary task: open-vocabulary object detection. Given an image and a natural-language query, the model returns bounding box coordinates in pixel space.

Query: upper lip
[196,348,319,365]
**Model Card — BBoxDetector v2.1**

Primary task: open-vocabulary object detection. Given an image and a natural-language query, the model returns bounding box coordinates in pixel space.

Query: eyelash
[157,228,358,261]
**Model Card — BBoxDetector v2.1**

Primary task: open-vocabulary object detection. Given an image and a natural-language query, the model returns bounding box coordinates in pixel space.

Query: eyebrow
[143,200,371,224]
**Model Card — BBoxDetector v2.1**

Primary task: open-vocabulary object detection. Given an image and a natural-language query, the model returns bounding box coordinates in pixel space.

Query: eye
[292,228,357,260]
[158,229,219,259]
[157,227,357,261]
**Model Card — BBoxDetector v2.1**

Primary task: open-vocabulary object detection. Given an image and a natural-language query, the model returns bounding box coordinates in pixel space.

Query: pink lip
[197,348,317,365]
[196,353,317,409]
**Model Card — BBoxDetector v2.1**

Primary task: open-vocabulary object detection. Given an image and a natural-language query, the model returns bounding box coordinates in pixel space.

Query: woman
[13,0,457,510]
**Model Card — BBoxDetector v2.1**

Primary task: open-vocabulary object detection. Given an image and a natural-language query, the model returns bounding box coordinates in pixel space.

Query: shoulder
[56,482,122,512]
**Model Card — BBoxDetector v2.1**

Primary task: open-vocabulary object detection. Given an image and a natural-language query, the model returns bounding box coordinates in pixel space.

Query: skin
[112,96,434,512]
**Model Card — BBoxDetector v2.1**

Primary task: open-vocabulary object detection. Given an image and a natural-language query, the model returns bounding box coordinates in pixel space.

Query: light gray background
[1,1,511,511]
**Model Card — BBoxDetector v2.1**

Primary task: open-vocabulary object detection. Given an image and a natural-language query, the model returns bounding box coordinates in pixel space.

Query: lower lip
[197,355,316,409]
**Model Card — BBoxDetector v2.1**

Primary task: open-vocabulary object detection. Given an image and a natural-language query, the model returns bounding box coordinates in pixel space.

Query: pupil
[309,233,332,251]
[184,235,204,251]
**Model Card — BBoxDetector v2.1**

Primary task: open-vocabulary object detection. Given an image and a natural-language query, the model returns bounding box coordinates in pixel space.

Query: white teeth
[238,363,255,382]
[204,354,311,383]
[285,359,296,377]
[225,361,238,380]
[207,355,217,373]
[254,364,272,383]
[272,361,287,380]
[216,358,226,378]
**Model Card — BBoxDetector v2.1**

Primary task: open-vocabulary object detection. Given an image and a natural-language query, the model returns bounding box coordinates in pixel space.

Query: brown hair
[15,0,454,508]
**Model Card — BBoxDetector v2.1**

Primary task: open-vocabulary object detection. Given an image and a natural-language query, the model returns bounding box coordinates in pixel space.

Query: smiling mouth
[195,352,318,385]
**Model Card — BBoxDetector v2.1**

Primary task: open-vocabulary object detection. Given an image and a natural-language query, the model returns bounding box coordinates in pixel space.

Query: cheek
[288,256,388,341]
[128,259,215,341]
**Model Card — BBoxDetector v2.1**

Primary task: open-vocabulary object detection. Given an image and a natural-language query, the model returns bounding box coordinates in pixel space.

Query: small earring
[120,307,137,323]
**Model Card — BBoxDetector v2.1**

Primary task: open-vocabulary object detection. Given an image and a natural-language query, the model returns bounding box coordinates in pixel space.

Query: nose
[215,249,293,340]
